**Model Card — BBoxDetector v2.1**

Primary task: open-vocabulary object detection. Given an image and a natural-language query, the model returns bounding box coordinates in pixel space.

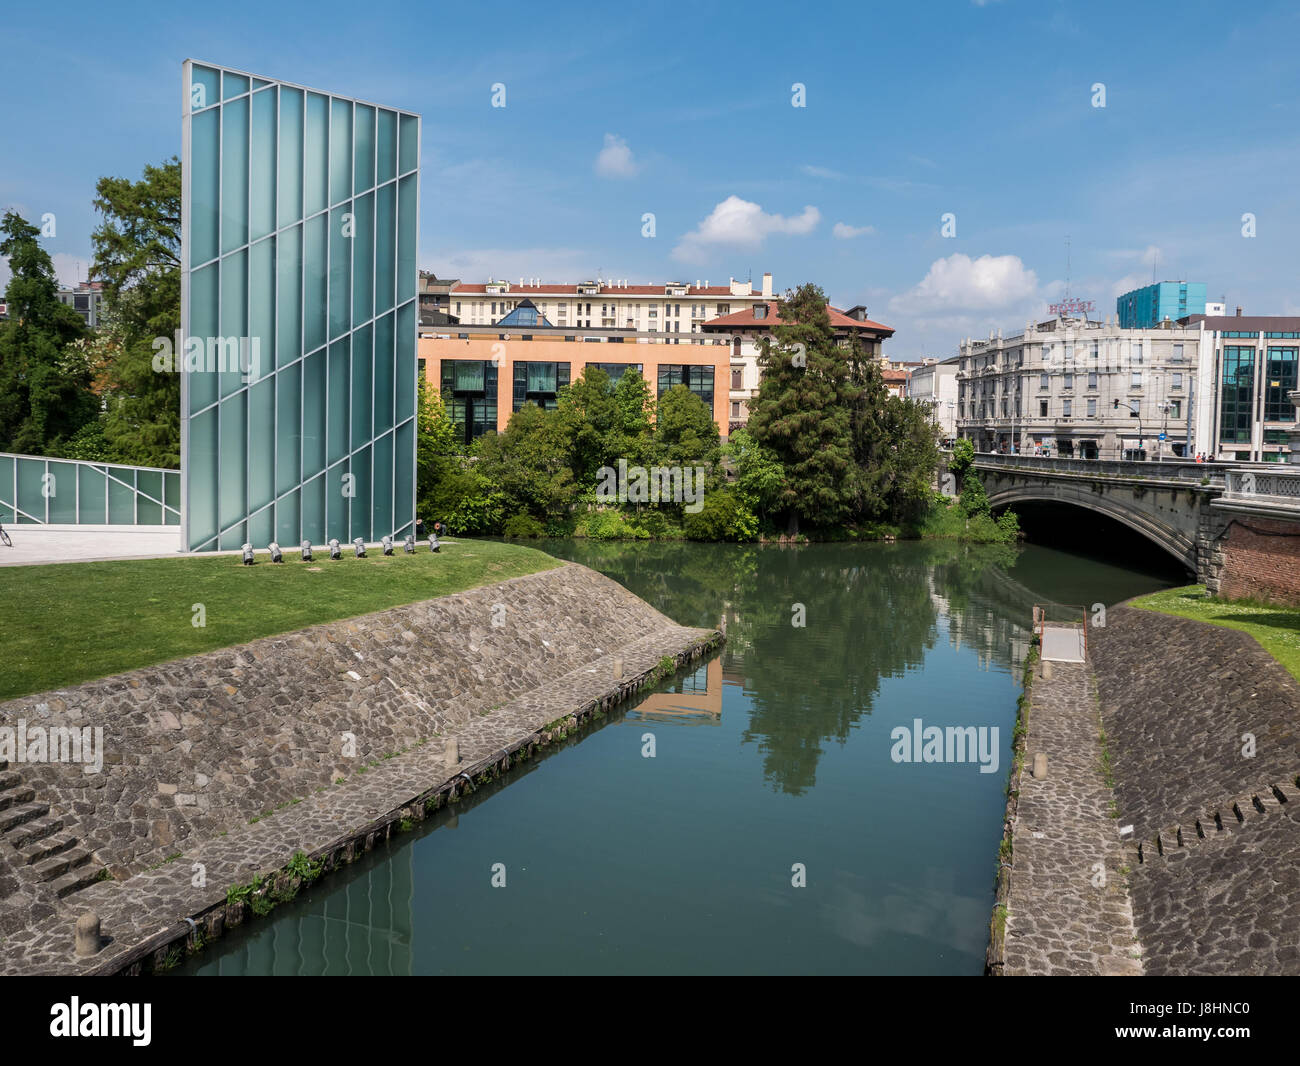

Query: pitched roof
[700,301,894,335]
[449,282,751,297]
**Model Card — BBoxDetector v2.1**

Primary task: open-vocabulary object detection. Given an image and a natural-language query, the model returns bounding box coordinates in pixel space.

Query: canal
[176,537,1180,975]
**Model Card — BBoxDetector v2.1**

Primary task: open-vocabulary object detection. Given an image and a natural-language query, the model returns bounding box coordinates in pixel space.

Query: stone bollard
[612,657,623,680]
[444,738,459,766]
[75,911,102,957]
[1041,659,1054,681]
[1031,752,1048,780]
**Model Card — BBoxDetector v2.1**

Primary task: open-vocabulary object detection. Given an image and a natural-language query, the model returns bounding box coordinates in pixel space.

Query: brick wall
[1218,516,1300,604]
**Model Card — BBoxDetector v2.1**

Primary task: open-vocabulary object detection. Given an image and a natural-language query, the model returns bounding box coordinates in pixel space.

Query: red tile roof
[449,282,751,297]
[701,301,894,335]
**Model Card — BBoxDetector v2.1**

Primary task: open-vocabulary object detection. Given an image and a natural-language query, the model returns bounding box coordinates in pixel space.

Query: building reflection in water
[626,657,722,725]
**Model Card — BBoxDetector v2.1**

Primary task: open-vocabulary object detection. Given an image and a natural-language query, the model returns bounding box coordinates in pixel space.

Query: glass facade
[1219,346,1255,444]
[657,364,714,408]
[0,453,180,526]
[512,360,571,412]
[1263,347,1298,423]
[181,61,420,551]
[441,359,498,444]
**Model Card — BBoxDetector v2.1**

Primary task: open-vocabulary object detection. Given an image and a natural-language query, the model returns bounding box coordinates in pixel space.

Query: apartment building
[957,316,1201,459]
[57,281,104,328]
[905,357,960,444]
[443,272,773,335]
[700,301,894,429]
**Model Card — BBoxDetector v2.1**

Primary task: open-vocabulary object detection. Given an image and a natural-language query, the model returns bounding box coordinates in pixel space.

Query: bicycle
[0,521,10,547]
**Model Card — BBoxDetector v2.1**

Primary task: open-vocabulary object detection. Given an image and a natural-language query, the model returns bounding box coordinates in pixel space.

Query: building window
[1087,398,1096,417]
[441,359,499,444]
[753,305,767,320]
[1172,372,1183,390]
[657,364,715,409]
[1063,399,1072,417]
[512,361,571,412]
[1088,371,1098,389]
[1130,400,1141,417]
[1063,372,1073,389]
[1039,373,1049,390]
[1131,371,1142,389]
[1039,400,1048,417]
[731,368,742,390]
[731,401,741,418]
[1264,346,1299,422]
[1172,343,1184,363]
[1133,342,1143,364]
[1168,399,1182,419]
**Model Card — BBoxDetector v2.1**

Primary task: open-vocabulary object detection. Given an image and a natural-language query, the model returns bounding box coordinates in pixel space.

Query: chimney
[1236,306,1243,317]
[762,272,772,298]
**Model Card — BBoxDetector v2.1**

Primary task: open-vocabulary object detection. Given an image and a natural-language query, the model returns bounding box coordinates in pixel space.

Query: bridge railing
[1224,469,1300,503]
[972,453,1229,485]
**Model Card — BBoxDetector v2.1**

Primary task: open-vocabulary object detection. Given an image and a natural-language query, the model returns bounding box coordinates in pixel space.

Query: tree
[744,283,856,532]
[651,385,720,468]
[89,158,181,466]
[0,212,94,455]
[724,427,783,523]
[949,437,975,484]
[475,402,579,523]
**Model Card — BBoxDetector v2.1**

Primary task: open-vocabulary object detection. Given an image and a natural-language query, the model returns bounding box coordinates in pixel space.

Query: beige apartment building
[957,316,1201,460]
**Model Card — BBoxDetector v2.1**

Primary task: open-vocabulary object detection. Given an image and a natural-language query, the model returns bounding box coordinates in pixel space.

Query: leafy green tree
[475,402,579,523]
[557,366,620,488]
[876,394,940,526]
[724,427,783,522]
[0,212,94,454]
[744,283,856,533]
[651,384,720,468]
[949,437,975,484]
[89,158,181,466]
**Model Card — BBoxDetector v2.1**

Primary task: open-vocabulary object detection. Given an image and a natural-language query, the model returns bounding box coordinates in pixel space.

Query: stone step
[51,863,104,899]
[17,831,78,866]
[5,813,64,850]
[32,847,90,883]
[0,785,36,812]
[0,801,49,834]
[0,769,21,790]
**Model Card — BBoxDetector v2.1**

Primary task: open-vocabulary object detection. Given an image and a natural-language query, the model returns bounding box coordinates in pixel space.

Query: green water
[177,539,1176,976]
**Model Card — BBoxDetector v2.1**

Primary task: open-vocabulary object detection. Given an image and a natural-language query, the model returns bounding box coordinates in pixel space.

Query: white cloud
[800,164,845,180]
[595,134,639,178]
[889,253,1039,314]
[832,222,874,239]
[673,195,820,263]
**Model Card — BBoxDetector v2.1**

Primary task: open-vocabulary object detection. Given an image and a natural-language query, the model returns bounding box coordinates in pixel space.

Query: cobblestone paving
[1092,605,1300,975]
[1003,661,1144,976]
[0,562,718,972]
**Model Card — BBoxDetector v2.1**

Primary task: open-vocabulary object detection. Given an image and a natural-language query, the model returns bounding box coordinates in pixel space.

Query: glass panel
[249,376,275,511]
[249,87,277,241]
[190,108,220,265]
[527,362,556,393]
[397,174,416,305]
[350,324,373,449]
[398,113,418,175]
[249,505,273,549]
[47,461,76,523]
[376,109,397,184]
[0,455,13,522]
[137,491,162,526]
[348,445,371,542]
[374,312,395,431]
[374,182,395,316]
[304,92,329,217]
[302,348,326,479]
[108,474,136,525]
[303,213,327,354]
[219,391,247,533]
[327,340,349,465]
[276,486,300,545]
[453,360,484,391]
[301,474,325,548]
[330,98,353,206]
[165,470,181,513]
[190,65,220,110]
[393,419,414,537]
[221,96,249,254]
[219,248,248,398]
[395,301,415,423]
[351,191,374,326]
[187,408,218,546]
[218,520,247,552]
[276,360,302,497]
[371,430,393,538]
[188,263,219,413]
[276,223,301,369]
[17,458,45,522]
[326,460,347,541]
[277,86,304,228]
[249,236,275,377]
[222,71,249,99]
[354,104,375,193]
[328,204,350,339]
[78,464,107,523]
[137,470,162,506]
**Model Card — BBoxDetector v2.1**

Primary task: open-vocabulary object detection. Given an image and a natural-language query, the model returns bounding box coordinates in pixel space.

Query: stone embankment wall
[1211,515,1300,605]
[0,563,717,955]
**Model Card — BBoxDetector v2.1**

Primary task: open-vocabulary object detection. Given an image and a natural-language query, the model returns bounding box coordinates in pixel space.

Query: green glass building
[181,60,420,551]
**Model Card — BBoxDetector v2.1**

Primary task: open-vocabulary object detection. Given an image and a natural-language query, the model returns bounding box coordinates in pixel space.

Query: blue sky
[3,0,1299,356]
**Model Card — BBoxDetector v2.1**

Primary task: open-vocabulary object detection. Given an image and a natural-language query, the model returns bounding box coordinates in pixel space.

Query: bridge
[969,454,1237,582]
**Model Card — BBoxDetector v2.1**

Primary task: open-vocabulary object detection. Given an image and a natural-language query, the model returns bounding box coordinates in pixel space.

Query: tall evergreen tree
[0,212,94,455]
[90,158,181,466]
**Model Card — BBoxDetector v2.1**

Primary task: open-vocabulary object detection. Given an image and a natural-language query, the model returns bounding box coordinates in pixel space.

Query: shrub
[629,508,681,539]
[683,488,758,542]
[583,510,648,540]
[502,514,545,538]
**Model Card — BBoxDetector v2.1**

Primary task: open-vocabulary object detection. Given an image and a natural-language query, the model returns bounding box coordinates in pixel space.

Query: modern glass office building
[1115,281,1207,328]
[181,60,420,551]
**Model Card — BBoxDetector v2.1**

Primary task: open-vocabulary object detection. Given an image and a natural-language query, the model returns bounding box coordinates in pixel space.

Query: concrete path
[0,528,183,566]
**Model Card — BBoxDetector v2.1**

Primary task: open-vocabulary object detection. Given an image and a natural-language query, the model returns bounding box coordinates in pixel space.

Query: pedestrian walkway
[1002,658,1144,975]
[0,528,182,566]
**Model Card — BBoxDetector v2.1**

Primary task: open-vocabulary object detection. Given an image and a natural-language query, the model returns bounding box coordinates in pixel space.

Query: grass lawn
[1130,584,1300,683]
[0,539,562,701]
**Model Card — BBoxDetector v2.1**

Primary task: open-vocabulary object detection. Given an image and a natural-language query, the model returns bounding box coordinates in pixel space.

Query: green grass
[1130,584,1300,683]
[0,539,561,700]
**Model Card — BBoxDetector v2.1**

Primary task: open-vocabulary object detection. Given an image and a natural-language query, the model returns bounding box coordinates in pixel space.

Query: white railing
[1225,469,1300,501]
